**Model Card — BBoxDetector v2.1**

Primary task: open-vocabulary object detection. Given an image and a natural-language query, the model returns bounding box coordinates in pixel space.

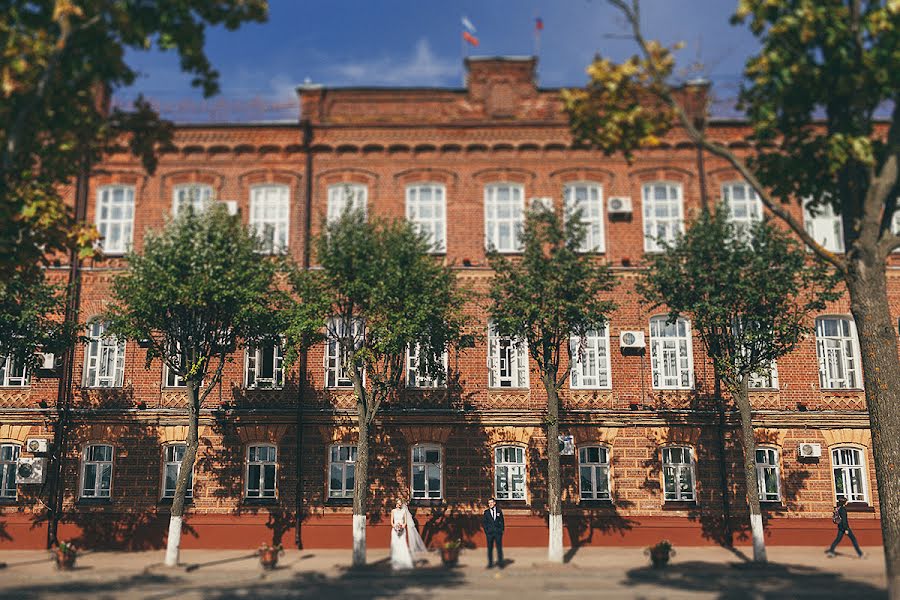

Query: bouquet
[393,523,405,536]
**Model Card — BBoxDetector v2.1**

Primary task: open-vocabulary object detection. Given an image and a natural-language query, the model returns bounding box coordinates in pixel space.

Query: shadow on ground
[624,560,887,599]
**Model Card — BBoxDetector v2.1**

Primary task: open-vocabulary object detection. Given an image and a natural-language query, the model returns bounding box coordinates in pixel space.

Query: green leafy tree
[488,206,616,563]
[565,1,900,590]
[283,208,466,566]
[640,209,839,563]
[106,205,278,567]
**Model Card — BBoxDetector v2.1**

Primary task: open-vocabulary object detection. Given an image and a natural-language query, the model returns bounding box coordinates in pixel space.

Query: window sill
[244,387,286,392]
[662,500,697,510]
[0,385,30,390]
[760,500,785,510]
[487,387,530,392]
[652,388,694,392]
[326,497,353,506]
[0,498,19,505]
[157,497,194,507]
[76,497,112,506]
[577,499,614,508]
[820,389,865,393]
[846,503,874,513]
[409,498,444,507]
[241,497,278,506]
[569,387,613,392]
[749,388,779,392]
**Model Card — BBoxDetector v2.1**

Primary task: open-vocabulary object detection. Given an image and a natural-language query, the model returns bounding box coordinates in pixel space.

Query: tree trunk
[543,374,564,563]
[164,383,201,567]
[351,372,369,567]
[732,378,767,563]
[846,258,900,598]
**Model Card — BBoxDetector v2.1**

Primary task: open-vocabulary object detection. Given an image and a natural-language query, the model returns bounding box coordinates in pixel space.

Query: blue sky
[117,1,760,122]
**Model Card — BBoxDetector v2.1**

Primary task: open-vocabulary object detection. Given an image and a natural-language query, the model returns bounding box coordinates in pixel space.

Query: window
[406,184,446,253]
[803,198,844,253]
[173,184,213,216]
[162,444,193,499]
[80,444,113,498]
[661,446,695,501]
[411,444,442,500]
[325,318,364,388]
[246,444,277,498]
[328,444,357,498]
[722,182,762,238]
[488,323,529,389]
[162,341,186,388]
[83,322,125,388]
[1,444,19,499]
[570,327,612,389]
[484,183,525,252]
[649,317,694,390]
[494,445,526,500]
[246,342,284,389]
[96,186,135,254]
[815,317,861,389]
[643,182,684,252]
[327,184,367,224]
[406,344,448,388]
[832,446,868,503]
[0,353,29,387]
[250,185,290,253]
[564,183,605,252]
[579,446,611,501]
[755,447,781,502]
[749,361,779,390]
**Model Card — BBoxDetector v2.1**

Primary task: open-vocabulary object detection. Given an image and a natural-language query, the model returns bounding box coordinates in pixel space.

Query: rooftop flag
[462,30,480,47]
[535,17,544,31]
[462,16,476,33]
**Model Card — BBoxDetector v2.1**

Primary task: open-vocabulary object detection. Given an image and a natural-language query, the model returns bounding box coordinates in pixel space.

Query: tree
[640,209,839,562]
[0,0,267,278]
[106,205,278,567]
[564,1,900,591]
[487,206,616,563]
[283,208,466,566]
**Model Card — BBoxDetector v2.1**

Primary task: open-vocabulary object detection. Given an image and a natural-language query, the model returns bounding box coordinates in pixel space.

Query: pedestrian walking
[826,498,865,558]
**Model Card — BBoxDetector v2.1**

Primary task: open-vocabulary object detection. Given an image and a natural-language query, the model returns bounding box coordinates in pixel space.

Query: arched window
[327,183,367,224]
[83,321,125,388]
[831,446,868,504]
[80,444,113,498]
[570,326,611,389]
[250,185,290,254]
[162,443,193,499]
[642,182,684,252]
[649,317,694,390]
[410,444,442,500]
[245,444,277,498]
[815,317,861,389]
[661,446,695,501]
[484,183,525,253]
[578,445,611,501]
[96,185,135,254]
[494,445,526,500]
[755,447,781,502]
[0,443,20,499]
[406,183,446,253]
[172,183,213,216]
[488,322,529,389]
[722,181,762,238]
[564,182,605,252]
[328,443,357,498]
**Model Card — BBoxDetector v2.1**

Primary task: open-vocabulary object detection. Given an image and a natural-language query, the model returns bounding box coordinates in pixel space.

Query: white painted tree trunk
[548,514,564,563]
[750,513,766,562]
[164,515,182,566]
[352,514,366,566]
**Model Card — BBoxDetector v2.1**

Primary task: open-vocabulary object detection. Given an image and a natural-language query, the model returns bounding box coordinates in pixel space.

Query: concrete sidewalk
[0,546,888,599]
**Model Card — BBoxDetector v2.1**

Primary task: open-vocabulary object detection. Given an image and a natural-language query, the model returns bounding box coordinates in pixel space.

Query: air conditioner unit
[798,443,822,458]
[608,196,633,215]
[222,200,239,216]
[558,435,575,456]
[16,457,47,484]
[619,331,646,349]
[529,197,553,212]
[26,438,49,454]
[39,352,56,370]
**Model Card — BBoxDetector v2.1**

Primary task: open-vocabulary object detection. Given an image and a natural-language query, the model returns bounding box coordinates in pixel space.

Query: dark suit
[828,505,863,556]
[483,507,505,566]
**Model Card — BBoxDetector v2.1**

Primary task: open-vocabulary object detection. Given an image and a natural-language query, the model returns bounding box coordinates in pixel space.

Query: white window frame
[406,344,448,388]
[649,317,694,390]
[327,183,367,225]
[487,323,529,389]
[245,341,285,389]
[569,326,612,389]
[172,183,214,216]
[831,446,868,504]
[0,353,29,387]
[95,185,135,254]
[722,181,762,237]
[484,183,525,253]
[162,443,193,499]
[80,443,113,499]
[328,444,357,498]
[803,198,844,253]
[661,446,696,502]
[249,184,290,254]
[564,182,605,252]
[748,360,779,390]
[755,446,781,502]
[642,182,684,252]
[162,341,186,388]
[815,316,862,390]
[325,318,364,389]
[406,183,447,253]
[578,445,611,501]
[494,445,526,501]
[0,443,20,499]
[83,322,125,388]
[410,443,443,500]
[245,444,277,499]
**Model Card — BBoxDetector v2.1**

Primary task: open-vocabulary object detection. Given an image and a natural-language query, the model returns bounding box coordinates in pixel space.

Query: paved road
[0,546,887,599]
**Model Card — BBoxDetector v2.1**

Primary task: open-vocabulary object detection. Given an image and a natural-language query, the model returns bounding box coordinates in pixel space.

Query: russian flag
[462,30,480,47]
[535,17,544,31]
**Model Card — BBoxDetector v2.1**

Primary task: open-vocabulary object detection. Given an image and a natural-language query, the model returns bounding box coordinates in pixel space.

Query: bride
[390,498,428,570]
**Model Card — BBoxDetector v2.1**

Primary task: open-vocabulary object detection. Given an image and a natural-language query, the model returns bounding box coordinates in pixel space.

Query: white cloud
[327,39,458,86]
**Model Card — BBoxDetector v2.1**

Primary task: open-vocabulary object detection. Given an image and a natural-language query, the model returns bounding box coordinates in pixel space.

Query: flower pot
[55,550,77,570]
[259,549,279,570]
[440,546,460,567]
[649,548,670,568]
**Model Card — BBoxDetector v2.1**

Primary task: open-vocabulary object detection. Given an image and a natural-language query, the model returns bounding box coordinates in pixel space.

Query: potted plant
[440,539,462,566]
[258,542,283,570]
[55,541,77,570]
[645,540,675,568]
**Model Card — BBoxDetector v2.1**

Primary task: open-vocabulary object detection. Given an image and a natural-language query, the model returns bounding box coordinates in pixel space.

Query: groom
[483,497,505,568]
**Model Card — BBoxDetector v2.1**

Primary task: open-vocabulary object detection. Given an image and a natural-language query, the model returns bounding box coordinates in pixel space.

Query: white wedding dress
[390,504,428,570]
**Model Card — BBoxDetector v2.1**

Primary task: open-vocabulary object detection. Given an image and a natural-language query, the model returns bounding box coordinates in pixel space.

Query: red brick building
[0,57,888,550]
